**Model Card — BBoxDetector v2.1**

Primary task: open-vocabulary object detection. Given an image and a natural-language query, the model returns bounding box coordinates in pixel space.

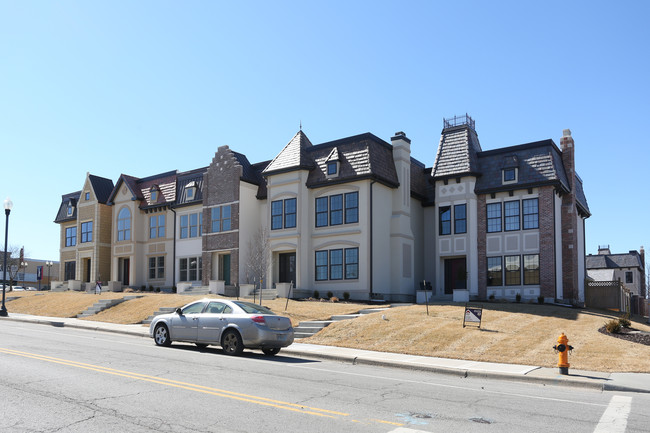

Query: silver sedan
[149,299,294,356]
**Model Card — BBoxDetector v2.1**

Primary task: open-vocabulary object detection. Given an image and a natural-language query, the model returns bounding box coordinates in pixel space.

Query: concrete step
[330,314,363,321]
[142,307,178,324]
[76,295,143,318]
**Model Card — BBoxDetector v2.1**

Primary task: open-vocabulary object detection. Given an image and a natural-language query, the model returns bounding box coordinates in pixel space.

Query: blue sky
[1,1,648,266]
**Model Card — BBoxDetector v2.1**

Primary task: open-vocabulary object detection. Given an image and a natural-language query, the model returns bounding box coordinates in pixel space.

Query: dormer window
[327,161,338,176]
[185,181,197,200]
[150,185,161,203]
[325,147,340,178]
[503,167,517,184]
[66,199,75,217]
[85,192,90,201]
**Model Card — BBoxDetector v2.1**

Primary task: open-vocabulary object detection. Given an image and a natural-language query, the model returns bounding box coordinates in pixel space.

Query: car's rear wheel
[262,348,280,356]
[154,324,171,347]
[221,329,244,356]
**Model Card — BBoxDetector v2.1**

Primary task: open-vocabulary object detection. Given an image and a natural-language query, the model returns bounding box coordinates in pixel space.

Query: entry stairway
[293,308,389,339]
[76,295,143,318]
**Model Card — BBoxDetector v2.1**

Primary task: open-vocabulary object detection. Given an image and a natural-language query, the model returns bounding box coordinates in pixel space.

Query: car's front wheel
[262,348,280,356]
[221,329,244,356]
[154,324,171,347]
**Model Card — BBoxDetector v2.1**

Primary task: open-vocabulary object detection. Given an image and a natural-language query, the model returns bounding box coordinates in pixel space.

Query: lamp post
[21,261,27,286]
[46,261,53,290]
[1,197,13,317]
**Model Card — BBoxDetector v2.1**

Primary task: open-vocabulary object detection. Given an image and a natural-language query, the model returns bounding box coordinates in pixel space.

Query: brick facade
[476,194,487,298]
[538,186,556,298]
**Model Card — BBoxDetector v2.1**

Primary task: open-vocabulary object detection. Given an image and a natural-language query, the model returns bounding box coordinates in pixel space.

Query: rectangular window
[345,192,359,224]
[329,249,343,280]
[315,197,328,227]
[487,257,502,286]
[181,257,202,281]
[190,213,199,238]
[345,248,359,279]
[523,198,539,229]
[211,206,231,232]
[65,227,77,247]
[284,198,296,228]
[81,222,92,243]
[523,254,540,285]
[315,251,328,281]
[504,201,520,231]
[454,204,466,234]
[504,168,516,182]
[180,213,201,239]
[330,195,343,225]
[626,271,633,284]
[271,200,283,230]
[505,255,521,285]
[439,206,451,235]
[327,161,337,175]
[180,215,188,239]
[150,215,166,239]
[180,258,187,281]
[64,261,76,280]
[487,203,502,233]
[148,257,165,279]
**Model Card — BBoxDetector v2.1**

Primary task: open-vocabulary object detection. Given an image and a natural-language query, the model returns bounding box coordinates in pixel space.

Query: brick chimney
[560,129,579,303]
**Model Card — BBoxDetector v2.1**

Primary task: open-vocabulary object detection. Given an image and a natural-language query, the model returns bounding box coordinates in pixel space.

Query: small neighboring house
[54,173,114,288]
[586,246,646,297]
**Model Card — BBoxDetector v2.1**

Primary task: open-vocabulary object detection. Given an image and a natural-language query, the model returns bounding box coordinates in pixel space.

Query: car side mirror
[176,308,183,316]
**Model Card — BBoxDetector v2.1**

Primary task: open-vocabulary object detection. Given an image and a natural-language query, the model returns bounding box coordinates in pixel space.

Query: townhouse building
[54,173,114,288]
[54,115,590,304]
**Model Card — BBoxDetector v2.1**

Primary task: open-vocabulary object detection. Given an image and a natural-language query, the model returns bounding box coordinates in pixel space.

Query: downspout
[171,206,177,290]
[369,180,375,300]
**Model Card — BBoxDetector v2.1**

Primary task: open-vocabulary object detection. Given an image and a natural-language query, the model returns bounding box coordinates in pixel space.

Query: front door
[220,254,231,285]
[120,258,130,286]
[279,253,296,284]
[84,258,91,283]
[444,258,467,294]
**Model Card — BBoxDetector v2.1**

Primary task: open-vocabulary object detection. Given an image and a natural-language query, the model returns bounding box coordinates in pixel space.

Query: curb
[5,315,650,394]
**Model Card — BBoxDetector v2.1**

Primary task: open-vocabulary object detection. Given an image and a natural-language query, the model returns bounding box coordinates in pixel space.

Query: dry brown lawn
[5,292,650,372]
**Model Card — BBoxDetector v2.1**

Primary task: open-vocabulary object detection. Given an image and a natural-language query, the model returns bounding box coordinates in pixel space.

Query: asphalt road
[0,320,648,433]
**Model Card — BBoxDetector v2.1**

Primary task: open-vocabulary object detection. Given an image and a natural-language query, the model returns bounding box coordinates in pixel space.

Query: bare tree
[1,245,25,290]
[245,227,273,304]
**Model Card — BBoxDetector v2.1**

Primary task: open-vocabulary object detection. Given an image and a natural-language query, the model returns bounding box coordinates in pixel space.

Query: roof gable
[263,130,314,174]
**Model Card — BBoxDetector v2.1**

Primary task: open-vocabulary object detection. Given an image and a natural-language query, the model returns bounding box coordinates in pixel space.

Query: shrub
[140,285,146,292]
[327,291,334,299]
[515,293,521,303]
[488,293,495,301]
[148,285,154,292]
[619,313,631,328]
[343,292,350,301]
[155,287,161,293]
[537,295,544,304]
[313,290,320,299]
[605,319,621,334]
[172,286,177,294]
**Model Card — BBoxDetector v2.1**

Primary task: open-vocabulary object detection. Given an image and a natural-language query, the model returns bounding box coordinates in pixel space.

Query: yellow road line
[1,347,403,427]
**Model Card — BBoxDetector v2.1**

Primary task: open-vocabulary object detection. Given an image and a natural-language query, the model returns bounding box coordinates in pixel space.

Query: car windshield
[233,301,276,315]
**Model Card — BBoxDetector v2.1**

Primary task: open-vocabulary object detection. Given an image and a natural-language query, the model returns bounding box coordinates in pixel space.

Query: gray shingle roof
[263,130,314,174]
[586,252,644,270]
[305,133,399,188]
[475,140,571,193]
[431,125,482,178]
[54,191,81,223]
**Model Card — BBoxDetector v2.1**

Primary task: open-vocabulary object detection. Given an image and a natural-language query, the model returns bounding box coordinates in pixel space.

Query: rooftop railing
[443,114,475,130]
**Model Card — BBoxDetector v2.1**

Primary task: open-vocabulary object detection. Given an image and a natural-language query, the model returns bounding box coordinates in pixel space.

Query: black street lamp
[46,261,53,290]
[1,197,13,317]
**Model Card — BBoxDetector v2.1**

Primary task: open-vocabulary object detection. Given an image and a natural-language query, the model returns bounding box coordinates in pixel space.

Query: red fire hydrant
[553,333,573,375]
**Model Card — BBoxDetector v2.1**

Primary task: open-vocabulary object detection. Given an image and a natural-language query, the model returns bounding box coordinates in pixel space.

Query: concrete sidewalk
[4,312,650,394]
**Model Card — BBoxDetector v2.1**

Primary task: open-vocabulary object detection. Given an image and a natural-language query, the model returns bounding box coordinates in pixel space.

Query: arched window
[117,207,131,241]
